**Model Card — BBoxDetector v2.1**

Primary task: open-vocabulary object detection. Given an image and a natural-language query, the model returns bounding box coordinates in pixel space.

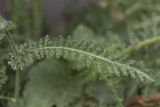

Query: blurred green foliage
[0,0,160,107]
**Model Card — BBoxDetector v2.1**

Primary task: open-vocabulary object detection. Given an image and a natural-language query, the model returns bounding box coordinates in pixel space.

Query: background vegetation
[0,0,160,107]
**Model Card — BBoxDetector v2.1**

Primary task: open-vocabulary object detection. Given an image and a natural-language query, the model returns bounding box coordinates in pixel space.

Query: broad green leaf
[22,59,87,107]
[72,25,105,43]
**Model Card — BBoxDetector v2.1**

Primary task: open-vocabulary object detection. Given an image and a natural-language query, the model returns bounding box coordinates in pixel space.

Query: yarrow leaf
[8,36,154,82]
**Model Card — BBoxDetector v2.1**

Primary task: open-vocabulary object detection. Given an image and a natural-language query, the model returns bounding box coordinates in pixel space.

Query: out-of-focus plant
[0,0,160,107]
[0,16,153,107]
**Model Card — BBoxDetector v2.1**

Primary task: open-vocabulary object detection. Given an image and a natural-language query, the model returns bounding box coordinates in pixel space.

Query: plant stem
[32,0,43,38]
[6,30,20,106]
[6,31,17,52]
[15,70,20,107]
[123,36,160,54]
[6,33,15,53]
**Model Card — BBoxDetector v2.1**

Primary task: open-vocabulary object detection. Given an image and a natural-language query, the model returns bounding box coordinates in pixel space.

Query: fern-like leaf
[0,16,16,42]
[8,36,153,82]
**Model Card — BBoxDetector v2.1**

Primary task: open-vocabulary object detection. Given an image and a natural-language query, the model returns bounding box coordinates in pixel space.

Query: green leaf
[0,16,16,31]
[0,16,16,41]
[22,59,87,107]
[72,25,105,43]
[9,36,154,82]
[0,16,8,30]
